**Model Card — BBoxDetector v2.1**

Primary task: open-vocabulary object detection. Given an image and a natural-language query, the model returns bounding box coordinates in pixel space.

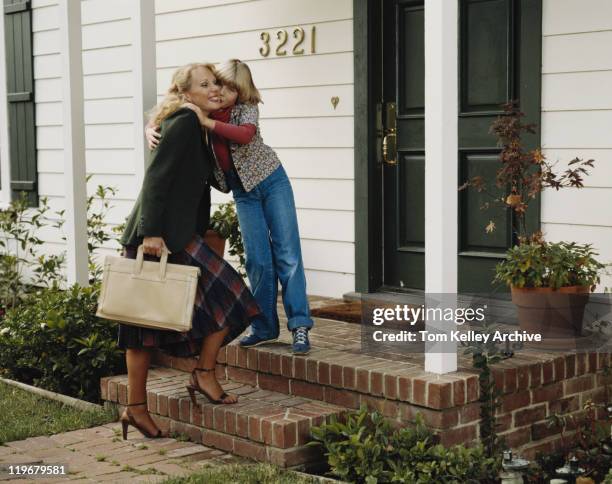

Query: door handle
[382,129,397,165]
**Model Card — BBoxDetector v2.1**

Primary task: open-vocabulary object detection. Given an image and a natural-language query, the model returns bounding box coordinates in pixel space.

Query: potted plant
[460,103,603,338]
[494,239,604,337]
[206,201,246,276]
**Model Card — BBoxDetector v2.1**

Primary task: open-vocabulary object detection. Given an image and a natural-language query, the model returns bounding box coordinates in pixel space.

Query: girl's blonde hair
[148,62,216,125]
[215,59,262,104]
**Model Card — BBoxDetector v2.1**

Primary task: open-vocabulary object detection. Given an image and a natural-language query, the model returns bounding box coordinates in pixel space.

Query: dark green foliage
[310,406,500,484]
[0,284,125,402]
[209,201,245,276]
[494,240,604,289]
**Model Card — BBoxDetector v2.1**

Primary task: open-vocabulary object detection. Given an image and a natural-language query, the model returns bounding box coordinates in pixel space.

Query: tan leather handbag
[96,245,200,332]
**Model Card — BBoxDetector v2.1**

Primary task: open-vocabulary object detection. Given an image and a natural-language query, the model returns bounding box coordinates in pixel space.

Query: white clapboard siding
[157,53,354,91]
[86,149,137,175]
[85,98,134,124]
[36,102,62,126]
[258,85,354,119]
[32,29,60,56]
[155,0,252,14]
[156,20,352,67]
[37,149,65,173]
[291,179,353,211]
[542,31,612,74]
[84,72,134,100]
[155,0,351,41]
[37,126,63,150]
[543,0,612,36]
[82,20,132,50]
[278,148,354,180]
[301,239,354,273]
[86,174,140,201]
[260,117,353,148]
[540,2,612,293]
[85,125,135,150]
[541,111,612,149]
[81,0,131,25]
[82,46,134,76]
[31,3,58,32]
[34,78,62,102]
[33,53,61,79]
[304,269,355,297]
[541,188,612,227]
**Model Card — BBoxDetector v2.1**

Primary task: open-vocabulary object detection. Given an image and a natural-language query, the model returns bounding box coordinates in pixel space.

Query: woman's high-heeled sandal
[120,401,163,440]
[186,367,236,405]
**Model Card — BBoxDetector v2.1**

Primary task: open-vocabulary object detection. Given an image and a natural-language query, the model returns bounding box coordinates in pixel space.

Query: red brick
[439,424,477,447]
[318,361,330,385]
[202,430,234,452]
[384,374,398,400]
[236,346,248,368]
[261,417,275,445]
[531,420,561,441]
[258,373,290,394]
[294,357,306,380]
[257,351,271,373]
[517,366,529,391]
[270,353,282,375]
[170,421,202,443]
[268,445,323,468]
[542,361,553,384]
[191,402,202,426]
[428,382,452,409]
[291,380,324,401]
[167,396,180,420]
[226,366,257,385]
[272,419,297,448]
[459,402,480,424]
[412,378,427,406]
[329,364,343,388]
[399,404,459,430]
[496,413,513,432]
[233,438,267,461]
[147,390,158,414]
[306,359,318,382]
[179,397,191,422]
[356,368,370,393]
[564,375,594,395]
[532,382,563,404]
[501,391,530,413]
[201,403,214,428]
[549,395,580,415]
[466,376,479,402]
[158,394,169,416]
[248,415,263,442]
[324,387,359,409]
[225,409,237,435]
[247,349,259,371]
[236,413,249,438]
[553,357,565,381]
[226,345,237,366]
[504,368,517,394]
[216,346,227,364]
[575,353,587,375]
[397,376,411,401]
[281,355,293,378]
[213,406,226,432]
[370,371,384,397]
[529,363,542,389]
[588,353,597,373]
[492,368,504,393]
[342,366,356,390]
[296,419,312,445]
[514,404,546,427]
[502,427,531,448]
[565,354,576,379]
[360,395,399,419]
[100,377,110,401]
[118,383,128,405]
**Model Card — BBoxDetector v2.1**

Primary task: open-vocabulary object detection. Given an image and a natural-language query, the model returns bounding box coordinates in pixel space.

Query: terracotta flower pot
[511,285,591,338]
[203,229,226,258]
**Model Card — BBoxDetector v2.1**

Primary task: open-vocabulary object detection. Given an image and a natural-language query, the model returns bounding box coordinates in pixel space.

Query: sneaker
[239,333,278,348]
[292,327,310,355]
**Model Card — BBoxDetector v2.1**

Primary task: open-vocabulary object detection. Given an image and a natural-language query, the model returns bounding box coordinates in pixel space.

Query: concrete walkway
[0,422,245,483]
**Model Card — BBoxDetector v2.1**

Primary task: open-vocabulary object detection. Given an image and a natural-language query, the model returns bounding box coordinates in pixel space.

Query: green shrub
[209,201,245,276]
[0,283,125,402]
[494,241,604,289]
[310,406,500,484]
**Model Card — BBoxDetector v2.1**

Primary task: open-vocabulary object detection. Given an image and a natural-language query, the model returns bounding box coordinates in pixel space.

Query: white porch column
[0,9,11,208]
[424,0,458,374]
[59,0,89,286]
[132,0,156,188]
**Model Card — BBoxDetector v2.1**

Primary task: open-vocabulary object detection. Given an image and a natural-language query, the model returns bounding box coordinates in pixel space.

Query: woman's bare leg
[124,348,161,434]
[195,327,237,403]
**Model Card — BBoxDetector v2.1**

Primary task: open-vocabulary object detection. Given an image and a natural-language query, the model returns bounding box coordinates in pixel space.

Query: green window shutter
[4,0,37,206]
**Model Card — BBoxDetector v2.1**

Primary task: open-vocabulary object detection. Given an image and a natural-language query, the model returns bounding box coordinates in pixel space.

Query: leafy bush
[310,406,500,484]
[0,283,125,402]
[494,240,604,289]
[209,201,245,275]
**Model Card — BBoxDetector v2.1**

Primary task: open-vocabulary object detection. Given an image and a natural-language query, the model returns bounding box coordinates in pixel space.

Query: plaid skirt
[117,234,261,357]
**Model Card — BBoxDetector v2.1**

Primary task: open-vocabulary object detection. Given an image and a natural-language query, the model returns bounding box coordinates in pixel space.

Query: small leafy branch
[209,201,246,276]
[459,102,594,243]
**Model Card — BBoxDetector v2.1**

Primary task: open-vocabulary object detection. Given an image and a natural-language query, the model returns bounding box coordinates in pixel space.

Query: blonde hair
[215,59,262,104]
[148,62,216,125]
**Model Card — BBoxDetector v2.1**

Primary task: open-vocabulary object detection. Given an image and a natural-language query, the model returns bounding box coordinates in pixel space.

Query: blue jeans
[226,166,313,336]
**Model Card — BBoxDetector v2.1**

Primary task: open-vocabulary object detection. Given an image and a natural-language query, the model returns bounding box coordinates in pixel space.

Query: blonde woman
[118,63,261,439]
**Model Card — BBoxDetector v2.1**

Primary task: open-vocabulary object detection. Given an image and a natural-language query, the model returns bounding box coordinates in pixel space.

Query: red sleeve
[212,121,256,145]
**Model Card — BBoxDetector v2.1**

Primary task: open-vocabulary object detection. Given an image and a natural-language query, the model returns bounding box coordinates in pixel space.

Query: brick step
[101,368,344,468]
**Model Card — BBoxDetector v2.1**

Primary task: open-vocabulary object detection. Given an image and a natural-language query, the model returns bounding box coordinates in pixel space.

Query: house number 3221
[259,26,316,57]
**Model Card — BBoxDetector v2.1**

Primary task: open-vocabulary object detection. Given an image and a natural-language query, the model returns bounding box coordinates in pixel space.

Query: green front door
[378,0,541,293]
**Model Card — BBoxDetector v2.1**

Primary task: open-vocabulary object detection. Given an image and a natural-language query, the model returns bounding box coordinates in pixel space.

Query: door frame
[354,0,543,295]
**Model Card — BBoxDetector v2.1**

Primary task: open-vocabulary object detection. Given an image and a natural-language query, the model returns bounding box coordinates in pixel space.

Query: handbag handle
[134,245,169,280]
